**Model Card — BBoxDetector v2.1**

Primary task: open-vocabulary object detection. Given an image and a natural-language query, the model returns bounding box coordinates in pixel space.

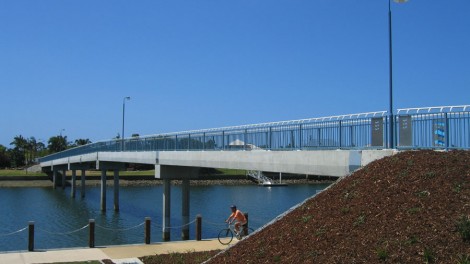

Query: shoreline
[0,176,334,188]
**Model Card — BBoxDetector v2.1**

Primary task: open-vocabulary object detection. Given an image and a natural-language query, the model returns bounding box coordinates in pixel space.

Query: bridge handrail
[38,105,470,163]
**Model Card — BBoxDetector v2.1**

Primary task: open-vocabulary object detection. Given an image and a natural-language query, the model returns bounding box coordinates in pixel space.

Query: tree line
[0,135,92,168]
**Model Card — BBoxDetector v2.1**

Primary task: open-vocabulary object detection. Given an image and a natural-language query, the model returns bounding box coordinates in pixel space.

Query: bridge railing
[38,105,470,163]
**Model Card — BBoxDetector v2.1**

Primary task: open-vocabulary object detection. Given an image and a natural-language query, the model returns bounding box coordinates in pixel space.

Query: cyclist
[225,205,247,238]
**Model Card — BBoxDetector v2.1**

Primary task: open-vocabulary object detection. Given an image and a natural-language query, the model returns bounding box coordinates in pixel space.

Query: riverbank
[0,176,334,188]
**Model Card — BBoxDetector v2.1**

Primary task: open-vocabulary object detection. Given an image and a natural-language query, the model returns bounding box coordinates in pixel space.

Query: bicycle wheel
[217,228,233,245]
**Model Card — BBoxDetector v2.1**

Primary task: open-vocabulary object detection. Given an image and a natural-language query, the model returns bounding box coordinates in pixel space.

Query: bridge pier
[162,179,171,241]
[114,169,119,212]
[71,170,76,198]
[97,162,125,212]
[53,169,57,189]
[62,169,66,189]
[181,179,190,240]
[100,169,106,211]
[157,165,198,241]
[81,169,86,198]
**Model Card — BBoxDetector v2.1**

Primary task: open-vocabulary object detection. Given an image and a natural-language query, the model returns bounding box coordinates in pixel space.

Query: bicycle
[217,222,254,245]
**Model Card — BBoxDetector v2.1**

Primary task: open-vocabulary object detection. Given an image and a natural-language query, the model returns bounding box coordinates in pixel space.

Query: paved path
[0,238,232,264]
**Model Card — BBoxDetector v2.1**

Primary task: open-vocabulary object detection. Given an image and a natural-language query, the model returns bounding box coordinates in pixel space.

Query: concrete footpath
[0,238,232,264]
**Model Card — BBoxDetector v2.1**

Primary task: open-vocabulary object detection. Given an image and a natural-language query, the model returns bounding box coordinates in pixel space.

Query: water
[0,183,329,252]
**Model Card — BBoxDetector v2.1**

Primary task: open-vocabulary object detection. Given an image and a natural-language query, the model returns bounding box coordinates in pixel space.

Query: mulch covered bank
[204,150,470,263]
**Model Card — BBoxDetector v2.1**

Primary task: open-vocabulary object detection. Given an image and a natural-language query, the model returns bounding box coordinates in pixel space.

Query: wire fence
[0,215,251,251]
[0,227,28,237]
[38,105,470,163]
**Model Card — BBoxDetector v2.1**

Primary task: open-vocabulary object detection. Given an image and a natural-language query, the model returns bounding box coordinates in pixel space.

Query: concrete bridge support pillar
[100,169,107,212]
[71,170,76,198]
[53,170,58,189]
[156,165,199,241]
[97,162,125,213]
[114,169,119,212]
[81,170,86,198]
[162,179,171,241]
[62,169,66,189]
[181,179,190,240]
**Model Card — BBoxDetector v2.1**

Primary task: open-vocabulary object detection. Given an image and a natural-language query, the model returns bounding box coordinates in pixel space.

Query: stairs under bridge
[246,170,275,185]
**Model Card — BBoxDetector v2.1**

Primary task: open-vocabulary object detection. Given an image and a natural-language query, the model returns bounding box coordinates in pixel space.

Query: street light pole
[388,0,407,149]
[122,96,131,151]
[388,0,394,149]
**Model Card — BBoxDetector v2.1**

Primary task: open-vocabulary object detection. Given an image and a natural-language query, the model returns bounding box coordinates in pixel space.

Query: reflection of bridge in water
[39,105,470,241]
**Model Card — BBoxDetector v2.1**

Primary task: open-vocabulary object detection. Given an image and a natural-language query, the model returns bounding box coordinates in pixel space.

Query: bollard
[145,217,151,244]
[89,219,95,248]
[196,214,202,241]
[28,221,34,252]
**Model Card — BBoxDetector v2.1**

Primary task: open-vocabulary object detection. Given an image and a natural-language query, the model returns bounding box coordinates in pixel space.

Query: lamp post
[388,0,407,149]
[59,129,65,137]
[122,96,131,151]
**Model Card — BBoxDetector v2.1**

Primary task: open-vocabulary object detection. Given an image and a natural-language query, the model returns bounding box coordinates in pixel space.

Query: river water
[0,183,329,252]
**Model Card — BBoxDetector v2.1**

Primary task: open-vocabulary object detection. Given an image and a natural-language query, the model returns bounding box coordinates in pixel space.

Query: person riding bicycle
[225,205,247,237]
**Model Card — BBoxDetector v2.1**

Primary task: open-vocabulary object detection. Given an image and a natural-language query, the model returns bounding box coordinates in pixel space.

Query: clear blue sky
[1,0,469,146]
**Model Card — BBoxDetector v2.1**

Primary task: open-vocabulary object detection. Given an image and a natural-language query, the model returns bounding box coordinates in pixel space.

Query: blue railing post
[339,120,342,149]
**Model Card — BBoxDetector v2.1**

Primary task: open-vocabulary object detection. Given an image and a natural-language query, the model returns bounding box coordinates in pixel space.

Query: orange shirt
[230,210,246,222]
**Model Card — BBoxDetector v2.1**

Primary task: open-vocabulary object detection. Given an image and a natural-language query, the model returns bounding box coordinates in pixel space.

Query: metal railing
[39,105,470,163]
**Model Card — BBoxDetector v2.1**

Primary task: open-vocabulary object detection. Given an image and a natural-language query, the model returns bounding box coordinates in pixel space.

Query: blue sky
[1,0,469,146]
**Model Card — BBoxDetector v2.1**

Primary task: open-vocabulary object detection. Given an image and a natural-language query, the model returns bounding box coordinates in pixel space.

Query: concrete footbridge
[38,105,470,240]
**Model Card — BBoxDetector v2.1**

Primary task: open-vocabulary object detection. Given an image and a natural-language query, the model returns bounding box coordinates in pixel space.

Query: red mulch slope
[206,150,470,263]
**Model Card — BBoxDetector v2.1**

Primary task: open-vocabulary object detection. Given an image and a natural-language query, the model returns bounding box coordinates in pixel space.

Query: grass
[0,169,47,177]
[43,261,102,264]
[456,215,470,242]
[0,168,245,177]
[0,169,155,177]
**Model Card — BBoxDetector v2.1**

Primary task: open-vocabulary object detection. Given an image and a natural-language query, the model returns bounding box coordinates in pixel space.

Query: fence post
[28,221,34,252]
[196,214,202,241]
[145,217,151,244]
[89,219,95,248]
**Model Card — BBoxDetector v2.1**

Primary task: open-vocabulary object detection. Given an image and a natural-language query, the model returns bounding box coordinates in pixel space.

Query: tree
[26,137,45,163]
[74,138,92,147]
[0,144,11,168]
[10,135,27,166]
[48,136,69,153]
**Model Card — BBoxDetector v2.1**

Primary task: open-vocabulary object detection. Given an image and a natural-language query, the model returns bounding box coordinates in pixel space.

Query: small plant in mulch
[457,254,470,264]
[403,235,419,246]
[314,226,326,236]
[407,207,422,214]
[423,248,435,263]
[376,247,389,261]
[416,190,430,198]
[301,215,313,223]
[424,171,437,179]
[354,213,366,227]
[454,182,464,193]
[456,215,470,242]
